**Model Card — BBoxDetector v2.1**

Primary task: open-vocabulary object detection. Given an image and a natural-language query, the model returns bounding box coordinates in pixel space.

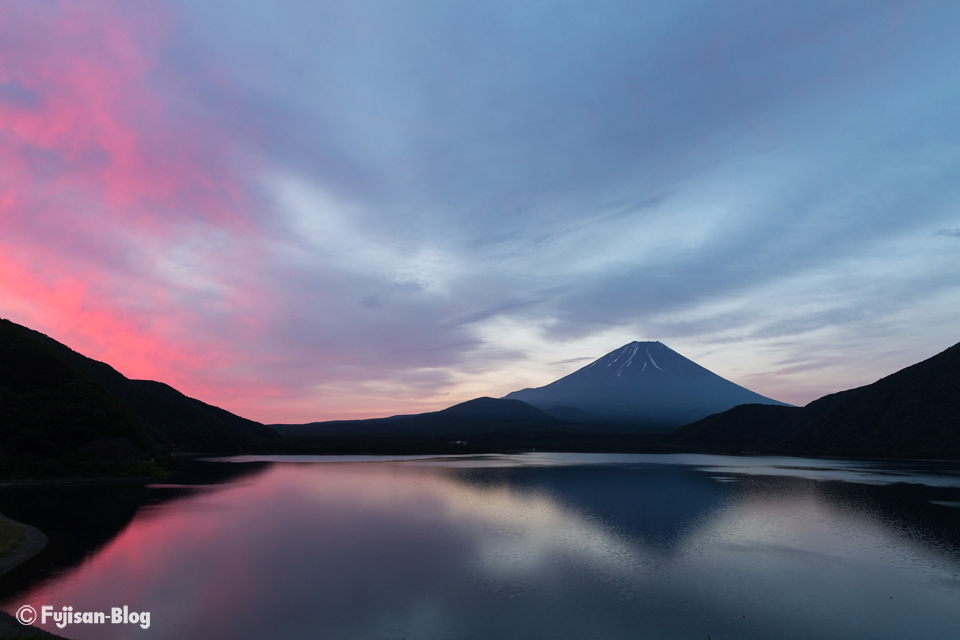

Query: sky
[2,0,959,423]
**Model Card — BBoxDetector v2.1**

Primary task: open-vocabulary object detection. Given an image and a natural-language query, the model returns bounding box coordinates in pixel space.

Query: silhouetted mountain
[437,397,554,420]
[9,313,953,460]
[671,341,960,458]
[0,319,161,478]
[272,397,566,438]
[5,320,279,453]
[670,404,804,451]
[541,405,596,422]
[504,341,789,425]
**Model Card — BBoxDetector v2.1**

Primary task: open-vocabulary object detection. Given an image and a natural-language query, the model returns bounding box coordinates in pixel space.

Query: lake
[2,453,960,639]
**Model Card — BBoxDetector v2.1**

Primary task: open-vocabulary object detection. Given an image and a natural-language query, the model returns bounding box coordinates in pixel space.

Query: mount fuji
[504,341,790,425]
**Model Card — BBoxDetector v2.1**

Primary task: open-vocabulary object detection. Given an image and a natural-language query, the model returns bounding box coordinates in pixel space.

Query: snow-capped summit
[503,341,789,425]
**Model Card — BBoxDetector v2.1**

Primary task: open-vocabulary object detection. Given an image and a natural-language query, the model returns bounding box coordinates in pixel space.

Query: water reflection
[1,454,958,639]
[0,459,272,601]
[445,463,729,551]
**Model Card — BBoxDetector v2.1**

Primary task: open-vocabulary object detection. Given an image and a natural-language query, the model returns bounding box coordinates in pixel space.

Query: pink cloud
[0,1,276,408]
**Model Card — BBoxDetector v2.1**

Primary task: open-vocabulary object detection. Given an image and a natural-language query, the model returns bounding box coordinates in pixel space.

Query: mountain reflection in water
[1,453,959,640]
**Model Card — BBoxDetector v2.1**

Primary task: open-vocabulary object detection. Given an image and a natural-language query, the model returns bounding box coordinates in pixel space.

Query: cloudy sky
[2,0,958,422]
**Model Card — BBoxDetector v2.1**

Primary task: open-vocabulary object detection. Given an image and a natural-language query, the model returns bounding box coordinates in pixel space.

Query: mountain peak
[557,340,708,384]
[504,341,788,425]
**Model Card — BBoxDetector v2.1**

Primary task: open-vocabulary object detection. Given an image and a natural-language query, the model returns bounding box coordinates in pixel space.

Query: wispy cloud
[548,357,595,366]
[2,0,959,420]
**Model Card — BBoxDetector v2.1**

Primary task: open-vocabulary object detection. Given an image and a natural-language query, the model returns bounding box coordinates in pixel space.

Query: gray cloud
[549,357,595,366]
[146,1,960,411]
[0,81,41,109]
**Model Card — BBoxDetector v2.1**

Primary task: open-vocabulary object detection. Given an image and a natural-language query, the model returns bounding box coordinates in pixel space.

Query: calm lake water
[2,453,960,639]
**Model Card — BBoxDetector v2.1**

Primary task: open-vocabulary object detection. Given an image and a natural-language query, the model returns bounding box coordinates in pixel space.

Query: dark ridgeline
[2,315,958,460]
[672,340,960,458]
[270,394,677,454]
[0,319,162,479]
[504,341,790,425]
[9,320,279,453]
[271,397,592,450]
[280,339,960,459]
[276,342,791,444]
[274,397,559,437]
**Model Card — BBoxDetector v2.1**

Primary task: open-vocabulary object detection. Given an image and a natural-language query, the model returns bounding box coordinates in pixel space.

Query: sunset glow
[3,1,959,422]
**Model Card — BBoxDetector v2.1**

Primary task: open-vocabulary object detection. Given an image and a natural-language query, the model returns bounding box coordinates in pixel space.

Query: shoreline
[211,448,960,463]
[0,474,166,489]
[0,512,65,638]
[0,512,48,580]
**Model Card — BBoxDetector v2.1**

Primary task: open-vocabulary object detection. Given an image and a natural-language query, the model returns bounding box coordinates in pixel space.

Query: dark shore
[0,512,65,639]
